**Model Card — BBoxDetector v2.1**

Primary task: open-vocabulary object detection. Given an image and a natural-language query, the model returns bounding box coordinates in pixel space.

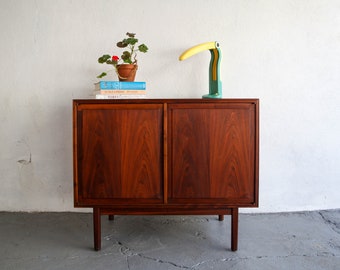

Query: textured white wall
[0,0,339,212]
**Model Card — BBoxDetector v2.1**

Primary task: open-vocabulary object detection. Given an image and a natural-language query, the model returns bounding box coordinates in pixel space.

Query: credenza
[73,99,259,251]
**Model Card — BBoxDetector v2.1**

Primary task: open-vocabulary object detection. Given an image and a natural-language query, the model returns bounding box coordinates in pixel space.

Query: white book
[94,94,147,99]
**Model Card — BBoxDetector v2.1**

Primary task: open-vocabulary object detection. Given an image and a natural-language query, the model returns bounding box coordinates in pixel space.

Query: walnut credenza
[73,99,259,251]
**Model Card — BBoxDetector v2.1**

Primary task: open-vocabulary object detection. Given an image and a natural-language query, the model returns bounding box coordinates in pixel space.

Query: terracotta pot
[116,64,138,82]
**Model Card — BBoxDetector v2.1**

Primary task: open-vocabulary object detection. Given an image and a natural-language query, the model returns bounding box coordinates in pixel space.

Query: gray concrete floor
[0,210,339,270]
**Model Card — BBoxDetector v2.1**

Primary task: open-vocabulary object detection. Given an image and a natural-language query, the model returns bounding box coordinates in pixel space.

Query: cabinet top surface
[73,98,259,105]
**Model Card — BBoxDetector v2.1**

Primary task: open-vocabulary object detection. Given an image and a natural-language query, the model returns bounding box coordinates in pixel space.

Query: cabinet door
[74,103,163,206]
[168,102,257,206]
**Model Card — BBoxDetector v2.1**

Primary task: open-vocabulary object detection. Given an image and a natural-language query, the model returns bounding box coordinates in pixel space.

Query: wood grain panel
[209,106,255,201]
[170,108,210,198]
[77,105,163,202]
[169,103,256,204]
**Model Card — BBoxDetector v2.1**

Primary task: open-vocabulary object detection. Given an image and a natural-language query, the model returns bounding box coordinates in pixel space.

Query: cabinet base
[92,207,239,252]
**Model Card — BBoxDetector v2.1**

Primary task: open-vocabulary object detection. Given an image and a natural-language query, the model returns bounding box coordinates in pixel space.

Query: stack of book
[93,81,146,99]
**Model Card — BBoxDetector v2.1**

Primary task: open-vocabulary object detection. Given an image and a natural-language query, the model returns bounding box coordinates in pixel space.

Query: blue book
[95,81,146,90]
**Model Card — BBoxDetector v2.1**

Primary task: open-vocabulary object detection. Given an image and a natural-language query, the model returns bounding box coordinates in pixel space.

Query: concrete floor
[0,210,339,270]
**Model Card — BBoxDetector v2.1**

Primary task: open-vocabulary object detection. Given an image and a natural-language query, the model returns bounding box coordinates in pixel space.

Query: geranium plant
[97,32,148,79]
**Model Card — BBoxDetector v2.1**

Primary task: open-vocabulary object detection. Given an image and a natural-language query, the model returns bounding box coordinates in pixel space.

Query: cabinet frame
[73,99,259,251]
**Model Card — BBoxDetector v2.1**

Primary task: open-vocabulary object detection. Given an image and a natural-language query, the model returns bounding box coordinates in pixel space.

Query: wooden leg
[108,215,114,221]
[93,207,101,251]
[218,215,224,221]
[231,208,238,251]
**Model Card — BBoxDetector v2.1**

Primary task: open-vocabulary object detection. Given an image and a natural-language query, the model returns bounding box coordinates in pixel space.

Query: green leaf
[124,37,138,45]
[98,54,111,63]
[126,32,135,38]
[121,51,132,63]
[138,44,148,53]
[97,72,107,78]
[117,41,127,48]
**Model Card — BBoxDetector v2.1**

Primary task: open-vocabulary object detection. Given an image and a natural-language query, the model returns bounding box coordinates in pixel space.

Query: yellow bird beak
[179,41,218,61]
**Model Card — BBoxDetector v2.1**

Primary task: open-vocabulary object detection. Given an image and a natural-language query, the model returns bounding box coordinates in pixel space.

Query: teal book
[95,81,146,90]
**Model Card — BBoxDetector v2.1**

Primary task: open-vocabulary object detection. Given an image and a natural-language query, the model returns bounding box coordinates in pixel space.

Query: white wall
[0,0,339,213]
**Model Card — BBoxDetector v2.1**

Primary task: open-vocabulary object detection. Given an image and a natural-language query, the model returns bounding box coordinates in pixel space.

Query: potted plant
[97,32,148,81]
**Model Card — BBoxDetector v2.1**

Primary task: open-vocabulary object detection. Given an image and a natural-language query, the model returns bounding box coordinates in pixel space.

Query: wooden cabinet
[73,99,259,251]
